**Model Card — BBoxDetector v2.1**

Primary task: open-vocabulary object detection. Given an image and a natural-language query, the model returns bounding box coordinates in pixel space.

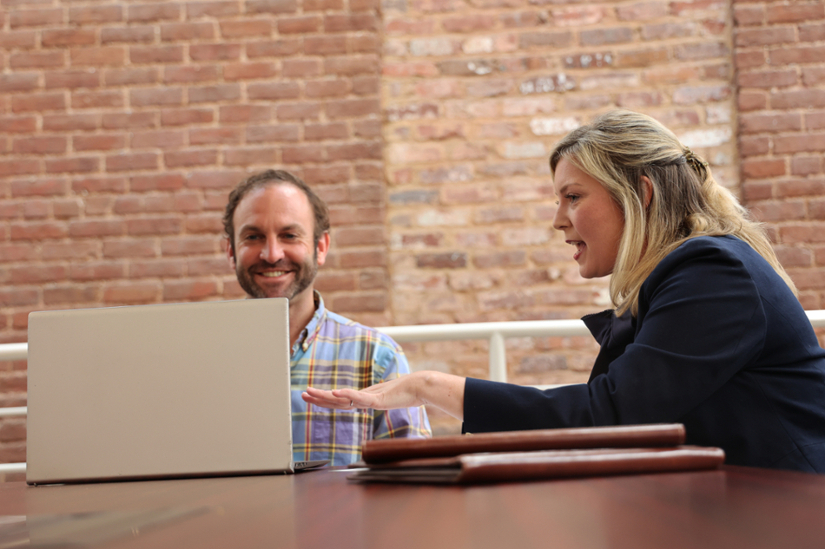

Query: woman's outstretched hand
[302,371,466,420]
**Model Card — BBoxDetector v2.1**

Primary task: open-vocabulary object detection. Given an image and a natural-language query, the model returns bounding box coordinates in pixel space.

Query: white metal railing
[1,309,824,477]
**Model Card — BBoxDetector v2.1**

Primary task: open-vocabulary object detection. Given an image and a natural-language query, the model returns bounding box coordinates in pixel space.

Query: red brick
[223,62,278,80]
[165,150,219,167]
[219,105,273,123]
[161,108,214,126]
[185,214,224,233]
[42,28,96,47]
[276,102,321,120]
[103,112,158,129]
[41,240,97,260]
[738,91,767,112]
[246,125,300,143]
[11,93,66,112]
[70,46,126,67]
[739,113,802,134]
[0,244,38,262]
[0,289,38,307]
[130,46,185,64]
[186,2,242,18]
[103,282,161,304]
[800,23,825,42]
[130,88,183,107]
[104,67,160,86]
[326,142,381,161]
[442,14,496,32]
[519,31,573,49]
[733,5,764,26]
[306,79,351,98]
[189,127,242,145]
[580,27,633,46]
[416,252,467,269]
[190,43,241,61]
[641,22,695,41]
[69,5,123,23]
[10,8,62,28]
[0,159,40,177]
[0,30,37,49]
[769,46,825,66]
[42,114,98,132]
[339,249,386,269]
[69,220,126,238]
[9,50,64,69]
[72,177,127,194]
[163,280,219,300]
[248,82,300,100]
[247,0,298,14]
[71,90,126,109]
[188,84,241,103]
[776,179,825,198]
[767,3,825,24]
[10,178,68,197]
[10,264,67,283]
[127,3,181,22]
[106,152,159,172]
[741,159,786,178]
[735,51,765,70]
[12,136,66,155]
[223,147,279,166]
[1,74,40,94]
[129,259,185,278]
[326,99,380,119]
[305,123,349,141]
[277,15,321,34]
[126,217,182,236]
[305,0,344,10]
[43,285,99,304]
[282,144,325,163]
[11,221,68,240]
[324,13,378,32]
[161,236,219,256]
[163,65,220,83]
[130,174,186,192]
[163,21,219,41]
[325,56,379,76]
[246,39,302,58]
[101,26,155,44]
[615,48,668,68]
[781,224,825,244]
[674,42,728,61]
[282,59,322,77]
[791,156,822,176]
[70,262,127,281]
[735,26,795,47]
[46,157,99,174]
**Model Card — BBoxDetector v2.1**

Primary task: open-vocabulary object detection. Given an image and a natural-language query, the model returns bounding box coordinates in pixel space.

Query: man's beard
[235,249,318,301]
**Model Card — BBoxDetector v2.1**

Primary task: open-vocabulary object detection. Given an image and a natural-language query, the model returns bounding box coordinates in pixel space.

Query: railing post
[489,332,507,383]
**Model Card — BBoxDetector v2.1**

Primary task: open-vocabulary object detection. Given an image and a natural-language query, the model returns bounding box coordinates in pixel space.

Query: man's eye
[245,234,262,241]
[282,234,297,240]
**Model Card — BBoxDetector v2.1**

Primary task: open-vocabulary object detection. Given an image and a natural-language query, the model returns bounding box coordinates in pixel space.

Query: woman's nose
[552,205,568,231]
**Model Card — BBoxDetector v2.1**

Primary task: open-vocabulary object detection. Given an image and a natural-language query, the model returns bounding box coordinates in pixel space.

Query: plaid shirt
[290,294,431,466]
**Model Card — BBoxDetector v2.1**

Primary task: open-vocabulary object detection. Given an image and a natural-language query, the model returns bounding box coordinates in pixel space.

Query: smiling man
[223,170,431,465]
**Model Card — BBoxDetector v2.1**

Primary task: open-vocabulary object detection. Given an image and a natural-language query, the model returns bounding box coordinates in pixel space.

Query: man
[223,169,430,466]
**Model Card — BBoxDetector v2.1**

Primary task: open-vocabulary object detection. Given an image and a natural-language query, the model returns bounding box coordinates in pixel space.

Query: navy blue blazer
[464,235,825,472]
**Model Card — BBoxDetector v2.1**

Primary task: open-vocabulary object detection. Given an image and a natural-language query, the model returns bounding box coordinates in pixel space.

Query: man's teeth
[260,271,286,277]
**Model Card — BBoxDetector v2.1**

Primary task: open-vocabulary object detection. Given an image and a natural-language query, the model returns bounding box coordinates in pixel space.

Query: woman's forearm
[415,371,465,420]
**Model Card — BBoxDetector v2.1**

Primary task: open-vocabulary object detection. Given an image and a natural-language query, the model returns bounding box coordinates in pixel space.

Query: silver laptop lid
[26,299,294,484]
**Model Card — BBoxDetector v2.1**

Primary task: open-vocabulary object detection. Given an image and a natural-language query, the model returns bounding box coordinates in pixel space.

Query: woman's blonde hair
[549,109,796,316]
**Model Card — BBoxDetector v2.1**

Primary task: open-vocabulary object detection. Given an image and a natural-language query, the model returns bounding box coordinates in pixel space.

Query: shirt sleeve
[463,238,768,433]
[370,337,432,440]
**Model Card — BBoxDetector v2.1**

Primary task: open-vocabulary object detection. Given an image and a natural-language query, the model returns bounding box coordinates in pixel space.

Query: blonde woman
[304,110,825,472]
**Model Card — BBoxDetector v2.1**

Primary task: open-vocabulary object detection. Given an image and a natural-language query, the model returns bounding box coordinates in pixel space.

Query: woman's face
[552,158,625,279]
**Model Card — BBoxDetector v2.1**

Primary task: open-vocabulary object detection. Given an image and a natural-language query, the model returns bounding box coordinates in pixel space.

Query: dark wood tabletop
[1,465,824,549]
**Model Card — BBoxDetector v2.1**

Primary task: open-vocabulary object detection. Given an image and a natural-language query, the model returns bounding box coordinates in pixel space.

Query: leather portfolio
[361,423,688,464]
[348,446,726,484]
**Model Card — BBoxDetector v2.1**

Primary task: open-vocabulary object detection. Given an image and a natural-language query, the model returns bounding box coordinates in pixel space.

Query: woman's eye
[566,194,580,203]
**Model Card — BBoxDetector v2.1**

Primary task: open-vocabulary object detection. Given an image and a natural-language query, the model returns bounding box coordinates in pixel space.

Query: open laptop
[26,298,327,485]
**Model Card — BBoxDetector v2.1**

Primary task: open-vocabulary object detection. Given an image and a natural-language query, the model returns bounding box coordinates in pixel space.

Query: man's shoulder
[321,308,402,350]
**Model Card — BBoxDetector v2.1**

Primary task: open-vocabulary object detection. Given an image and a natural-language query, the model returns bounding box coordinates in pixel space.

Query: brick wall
[383,0,737,431]
[0,0,386,463]
[735,0,825,313]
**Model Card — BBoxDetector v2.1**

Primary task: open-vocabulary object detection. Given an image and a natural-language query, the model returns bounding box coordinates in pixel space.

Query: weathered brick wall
[382,1,737,431]
[735,0,825,314]
[0,0,385,466]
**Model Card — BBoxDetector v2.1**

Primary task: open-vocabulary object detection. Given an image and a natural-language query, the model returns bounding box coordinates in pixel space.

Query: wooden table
[0,466,823,549]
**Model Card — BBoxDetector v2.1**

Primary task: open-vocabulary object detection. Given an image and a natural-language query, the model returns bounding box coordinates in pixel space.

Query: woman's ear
[640,176,653,209]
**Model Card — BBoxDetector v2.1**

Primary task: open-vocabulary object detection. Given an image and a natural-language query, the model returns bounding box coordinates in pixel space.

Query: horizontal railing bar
[0,463,25,474]
[378,319,590,342]
[0,343,27,362]
[0,407,26,418]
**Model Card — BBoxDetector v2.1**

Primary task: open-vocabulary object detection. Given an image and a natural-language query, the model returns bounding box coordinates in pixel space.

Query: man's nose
[260,239,284,263]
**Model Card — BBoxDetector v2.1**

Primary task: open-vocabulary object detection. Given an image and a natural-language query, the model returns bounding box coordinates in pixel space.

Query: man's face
[227,183,328,301]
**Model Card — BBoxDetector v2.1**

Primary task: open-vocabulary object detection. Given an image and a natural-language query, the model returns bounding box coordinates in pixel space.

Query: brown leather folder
[348,446,725,484]
[361,423,687,464]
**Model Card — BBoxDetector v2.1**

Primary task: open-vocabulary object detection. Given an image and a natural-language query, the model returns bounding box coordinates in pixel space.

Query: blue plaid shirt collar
[291,291,327,358]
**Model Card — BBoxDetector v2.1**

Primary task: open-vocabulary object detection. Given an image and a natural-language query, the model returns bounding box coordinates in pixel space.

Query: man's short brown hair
[223,170,330,257]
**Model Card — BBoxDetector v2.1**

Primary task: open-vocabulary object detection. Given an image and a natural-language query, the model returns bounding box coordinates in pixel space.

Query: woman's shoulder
[644,235,757,290]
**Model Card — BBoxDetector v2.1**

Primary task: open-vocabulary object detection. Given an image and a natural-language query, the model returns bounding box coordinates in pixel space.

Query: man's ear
[641,176,654,209]
[316,231,330,267]
[224,237,236,270]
